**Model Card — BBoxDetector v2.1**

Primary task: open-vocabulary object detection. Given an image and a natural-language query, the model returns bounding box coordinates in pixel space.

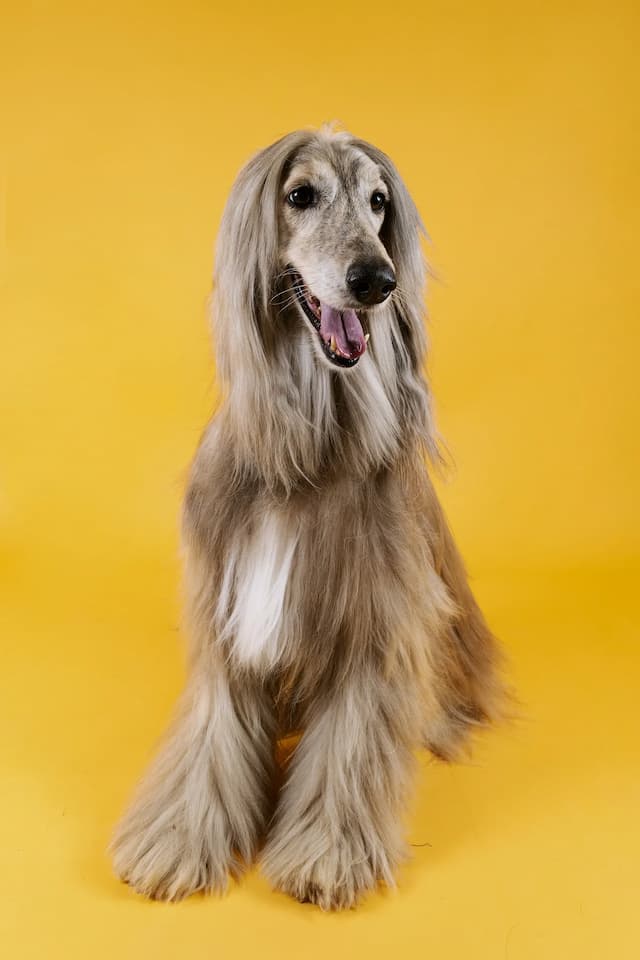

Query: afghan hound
[111,125,503,910]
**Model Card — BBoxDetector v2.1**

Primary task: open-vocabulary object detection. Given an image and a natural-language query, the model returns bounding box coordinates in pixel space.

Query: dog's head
[213,126,426,382]
[281,141,396,368]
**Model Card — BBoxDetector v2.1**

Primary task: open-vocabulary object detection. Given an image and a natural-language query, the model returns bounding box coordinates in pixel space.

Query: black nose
[346,259,397,306]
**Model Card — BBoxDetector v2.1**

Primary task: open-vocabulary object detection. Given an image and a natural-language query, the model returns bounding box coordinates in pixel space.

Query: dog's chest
[216,511,298,670]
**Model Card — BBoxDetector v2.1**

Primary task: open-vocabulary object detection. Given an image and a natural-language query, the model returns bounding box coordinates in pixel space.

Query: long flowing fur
[111,126,504,909]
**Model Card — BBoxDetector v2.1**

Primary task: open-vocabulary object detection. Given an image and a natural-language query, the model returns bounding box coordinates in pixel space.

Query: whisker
[271,290,296,304]
[272,267,300,284]
[275,293,301,314]
[270,275,312,306]
[274,290,299,305]
[271,285,310,306]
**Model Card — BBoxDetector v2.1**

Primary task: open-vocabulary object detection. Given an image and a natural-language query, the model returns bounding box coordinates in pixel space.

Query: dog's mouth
[288,268,368,368]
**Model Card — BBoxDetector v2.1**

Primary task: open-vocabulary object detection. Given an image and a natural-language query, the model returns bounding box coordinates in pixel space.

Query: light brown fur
[111,125,504,909]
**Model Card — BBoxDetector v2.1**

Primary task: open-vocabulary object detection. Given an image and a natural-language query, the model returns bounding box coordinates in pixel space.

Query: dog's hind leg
[422,481,506,761]
[261,665,421,910]
[110,549,277,901]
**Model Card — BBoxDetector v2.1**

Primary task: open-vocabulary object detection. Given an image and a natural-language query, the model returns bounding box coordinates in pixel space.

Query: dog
[111,125,503,910]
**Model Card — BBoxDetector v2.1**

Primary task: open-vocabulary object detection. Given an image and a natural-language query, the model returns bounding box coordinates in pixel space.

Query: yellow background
[1,1,638,957]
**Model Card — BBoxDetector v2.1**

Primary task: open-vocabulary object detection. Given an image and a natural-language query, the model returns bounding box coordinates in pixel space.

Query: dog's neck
[220,304,435,492]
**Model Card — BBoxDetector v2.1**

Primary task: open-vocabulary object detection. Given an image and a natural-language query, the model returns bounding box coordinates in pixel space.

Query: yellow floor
[2,563,638,957]
[2,0,639,956]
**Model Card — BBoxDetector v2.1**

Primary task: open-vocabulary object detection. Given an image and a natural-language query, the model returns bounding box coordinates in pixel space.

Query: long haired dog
[111,126,503,909]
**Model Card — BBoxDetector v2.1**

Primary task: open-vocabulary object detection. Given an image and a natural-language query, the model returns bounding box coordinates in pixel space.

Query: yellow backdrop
[1,1,638,957]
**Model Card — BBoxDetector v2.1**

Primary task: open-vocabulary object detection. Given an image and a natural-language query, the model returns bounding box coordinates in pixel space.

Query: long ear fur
[213,130,342,489]
[213,130,314,386]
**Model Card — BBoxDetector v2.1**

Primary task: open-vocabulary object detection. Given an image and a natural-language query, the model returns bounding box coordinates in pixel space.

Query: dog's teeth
[330,335,337,353]
[364,333,370,343]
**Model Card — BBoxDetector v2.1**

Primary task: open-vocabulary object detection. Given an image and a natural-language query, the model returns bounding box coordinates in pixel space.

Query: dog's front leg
[111,646,276,901]
[262,669,419,910]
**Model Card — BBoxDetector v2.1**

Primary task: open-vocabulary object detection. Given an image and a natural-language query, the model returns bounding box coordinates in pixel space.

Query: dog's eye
[371,191,387,213]
[288,186,315,209]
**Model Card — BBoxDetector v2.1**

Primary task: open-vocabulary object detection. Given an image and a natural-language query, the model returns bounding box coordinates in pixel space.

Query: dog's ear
[213,131,313,386]
[350,139,428,372]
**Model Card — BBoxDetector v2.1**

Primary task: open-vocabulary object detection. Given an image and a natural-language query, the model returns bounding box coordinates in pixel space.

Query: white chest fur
[216,511,299,670]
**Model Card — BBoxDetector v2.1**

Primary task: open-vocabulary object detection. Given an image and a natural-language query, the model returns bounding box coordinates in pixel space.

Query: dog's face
[280,144,397,370]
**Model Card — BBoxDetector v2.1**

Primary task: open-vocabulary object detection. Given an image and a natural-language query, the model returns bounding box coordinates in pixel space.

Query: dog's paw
[262,826,399,910]
[273,859,377,910]
[111,808,241,902]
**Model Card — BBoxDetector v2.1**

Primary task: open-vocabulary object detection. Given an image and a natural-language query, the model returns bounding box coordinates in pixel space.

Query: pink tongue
[319,304,366,359]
